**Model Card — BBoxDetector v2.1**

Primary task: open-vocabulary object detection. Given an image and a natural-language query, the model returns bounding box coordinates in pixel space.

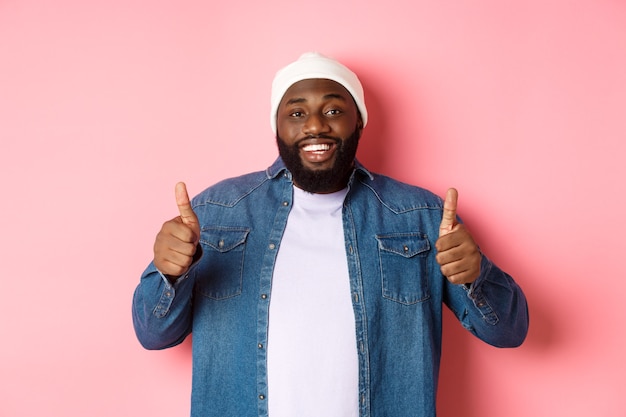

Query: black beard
[276,129,361,193]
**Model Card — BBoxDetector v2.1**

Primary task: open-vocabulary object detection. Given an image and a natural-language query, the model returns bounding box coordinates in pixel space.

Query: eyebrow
[285,93,348,106]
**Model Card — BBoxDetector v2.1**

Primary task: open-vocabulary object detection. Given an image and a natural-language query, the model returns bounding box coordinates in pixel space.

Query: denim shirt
[132,157,529,417]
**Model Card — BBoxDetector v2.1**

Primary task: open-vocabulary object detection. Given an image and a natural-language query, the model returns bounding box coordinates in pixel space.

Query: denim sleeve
[131,261,196,350]
[445,255,529,348]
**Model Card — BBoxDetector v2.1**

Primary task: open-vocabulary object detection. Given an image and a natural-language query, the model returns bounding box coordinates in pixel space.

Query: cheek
[335,117,359,137]
[276,120,300,142]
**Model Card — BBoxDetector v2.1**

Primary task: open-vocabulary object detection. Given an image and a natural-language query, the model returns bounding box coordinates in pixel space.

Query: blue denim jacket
[132,157,528,417]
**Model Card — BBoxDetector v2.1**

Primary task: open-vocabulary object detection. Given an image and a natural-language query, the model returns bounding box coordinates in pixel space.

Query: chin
[276,129,361,193]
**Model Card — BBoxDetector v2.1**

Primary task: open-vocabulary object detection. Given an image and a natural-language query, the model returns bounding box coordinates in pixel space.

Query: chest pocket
[197,227,249,300]
[376,232,431,305]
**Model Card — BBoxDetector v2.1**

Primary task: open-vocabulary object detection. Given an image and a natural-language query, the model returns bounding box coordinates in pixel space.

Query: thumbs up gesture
[153,182,201,278]
[435,188,481,285]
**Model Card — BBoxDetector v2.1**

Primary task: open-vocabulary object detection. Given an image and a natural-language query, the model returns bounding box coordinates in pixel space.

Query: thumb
[175,182,199,232]
[439,188,458,237]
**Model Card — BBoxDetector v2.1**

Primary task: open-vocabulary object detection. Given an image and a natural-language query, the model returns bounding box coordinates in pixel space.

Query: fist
[153,182,201,277]
[435,188,481,285]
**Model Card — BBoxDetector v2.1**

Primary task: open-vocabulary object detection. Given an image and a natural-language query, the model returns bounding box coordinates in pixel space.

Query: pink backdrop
[2,1,625,416]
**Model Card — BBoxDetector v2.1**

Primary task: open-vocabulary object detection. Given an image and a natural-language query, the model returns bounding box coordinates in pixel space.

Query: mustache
[295,134,341,146]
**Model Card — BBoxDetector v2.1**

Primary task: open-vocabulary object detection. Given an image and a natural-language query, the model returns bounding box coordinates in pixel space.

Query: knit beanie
[270,52,368,134]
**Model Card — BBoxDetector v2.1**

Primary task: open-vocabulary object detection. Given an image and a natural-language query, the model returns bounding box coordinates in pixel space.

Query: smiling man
[132,52,529,417]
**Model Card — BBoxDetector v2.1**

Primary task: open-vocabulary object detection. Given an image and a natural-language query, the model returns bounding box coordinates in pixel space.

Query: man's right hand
[153,182,201,277]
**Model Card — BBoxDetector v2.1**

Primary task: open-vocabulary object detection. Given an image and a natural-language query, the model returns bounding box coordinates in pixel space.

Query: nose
[303,113,330,135]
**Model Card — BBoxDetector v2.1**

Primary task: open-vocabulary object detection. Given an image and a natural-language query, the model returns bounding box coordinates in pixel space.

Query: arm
[436,188,529,347]
[132,263,196,349]
[445,255,529,348]
[132,182,200,350]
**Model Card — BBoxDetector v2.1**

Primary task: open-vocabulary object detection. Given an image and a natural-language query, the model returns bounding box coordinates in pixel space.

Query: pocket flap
[376,233,430,258]
[201,227,249,252]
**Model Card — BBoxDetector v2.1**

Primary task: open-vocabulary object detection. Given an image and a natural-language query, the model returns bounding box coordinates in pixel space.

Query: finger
[440,259,480,285]
[439,188,458,237]
[175,182,198,228]
[158,258,193,278]
[161,248,195,269]
[159,217,197,244]
[160,224,198,254]
[445,269,475,285]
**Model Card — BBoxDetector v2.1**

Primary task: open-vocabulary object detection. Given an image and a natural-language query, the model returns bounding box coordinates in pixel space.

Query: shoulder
[352,170,444,213]
[190,158,289,208]
[191,170,272,209]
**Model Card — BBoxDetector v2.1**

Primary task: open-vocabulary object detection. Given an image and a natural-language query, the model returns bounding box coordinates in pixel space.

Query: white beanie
[270,52,368,134]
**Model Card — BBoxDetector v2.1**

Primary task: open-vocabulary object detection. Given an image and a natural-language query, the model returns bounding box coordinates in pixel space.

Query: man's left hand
[435,188,481,285]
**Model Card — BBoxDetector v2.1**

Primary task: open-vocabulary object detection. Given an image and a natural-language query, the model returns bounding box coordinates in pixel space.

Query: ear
[357,113,364,131]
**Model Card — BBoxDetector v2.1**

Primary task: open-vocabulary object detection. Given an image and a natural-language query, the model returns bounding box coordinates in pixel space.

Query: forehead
[280,78,353,105]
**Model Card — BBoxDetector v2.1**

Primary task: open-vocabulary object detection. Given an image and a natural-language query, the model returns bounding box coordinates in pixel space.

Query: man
[132,52,528,417]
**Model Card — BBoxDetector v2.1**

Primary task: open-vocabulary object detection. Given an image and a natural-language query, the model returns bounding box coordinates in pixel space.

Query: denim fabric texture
[132,157,529,417]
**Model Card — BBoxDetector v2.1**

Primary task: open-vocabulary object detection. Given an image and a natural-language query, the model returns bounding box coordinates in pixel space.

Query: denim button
[269,243,275,250]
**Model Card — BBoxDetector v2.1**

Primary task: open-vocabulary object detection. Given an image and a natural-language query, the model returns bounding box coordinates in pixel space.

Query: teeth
[302,143,331,152]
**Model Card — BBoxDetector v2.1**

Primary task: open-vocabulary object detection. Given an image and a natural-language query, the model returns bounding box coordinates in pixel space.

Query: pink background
[2,1,625,416]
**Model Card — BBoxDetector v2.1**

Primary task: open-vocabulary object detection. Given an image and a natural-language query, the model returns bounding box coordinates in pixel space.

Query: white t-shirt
[267,186,358,417]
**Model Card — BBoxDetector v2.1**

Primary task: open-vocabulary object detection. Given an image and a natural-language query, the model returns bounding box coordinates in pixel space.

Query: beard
[276,128,361,193]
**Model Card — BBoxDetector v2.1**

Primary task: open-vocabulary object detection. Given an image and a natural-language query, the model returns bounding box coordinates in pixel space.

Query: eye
[325,108,342,116]
[289,110,305,118]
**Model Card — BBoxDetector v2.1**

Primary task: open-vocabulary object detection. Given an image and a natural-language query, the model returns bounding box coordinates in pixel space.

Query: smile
[302,143,332,153]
